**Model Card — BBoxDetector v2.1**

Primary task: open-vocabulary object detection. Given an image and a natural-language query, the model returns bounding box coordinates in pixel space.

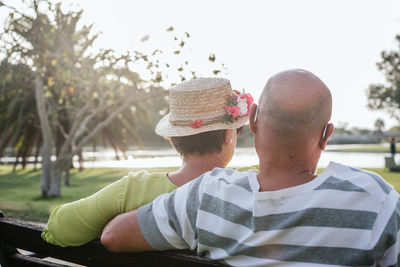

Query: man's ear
[249,103,258,134]
[319,123,334,150]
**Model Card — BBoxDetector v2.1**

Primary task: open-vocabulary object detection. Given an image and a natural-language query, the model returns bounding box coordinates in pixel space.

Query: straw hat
[155,77,252,137]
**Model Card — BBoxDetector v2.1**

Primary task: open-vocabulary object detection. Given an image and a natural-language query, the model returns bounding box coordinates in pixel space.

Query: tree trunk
[78,149,84,172]
[0,128,12,157]
[48,166,62,197]
[12,151,20,172]
[64,169,70,186]
[35,74,60,197]
[40,156,63,197]
[33,140,41,171]
[64,159,73,186]
[40,143,54,197]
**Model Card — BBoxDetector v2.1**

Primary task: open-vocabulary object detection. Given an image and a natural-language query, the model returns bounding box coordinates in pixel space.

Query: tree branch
[59,85,164,167]
[57,98,92,158]
[73,94,106,142]
[60,96,134,167]
[56,120,69,140]
[34,74,53,147]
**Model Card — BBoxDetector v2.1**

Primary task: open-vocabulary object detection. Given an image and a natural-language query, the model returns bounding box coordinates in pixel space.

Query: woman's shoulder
[125,170,167,180]
[122,170,176,189]
[121,170,177,211]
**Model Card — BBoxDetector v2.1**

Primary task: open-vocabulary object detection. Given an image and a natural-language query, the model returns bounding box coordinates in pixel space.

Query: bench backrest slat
[0,216,226,267]
[7,254,69,267]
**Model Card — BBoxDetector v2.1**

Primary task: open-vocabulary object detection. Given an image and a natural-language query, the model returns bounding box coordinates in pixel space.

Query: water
[318,151,387,168]
[1,145,392,169]
[74,146,392,169]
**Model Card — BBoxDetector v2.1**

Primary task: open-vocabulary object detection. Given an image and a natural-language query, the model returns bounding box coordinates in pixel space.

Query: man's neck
[257,154,318,191]
[168,154,226,187]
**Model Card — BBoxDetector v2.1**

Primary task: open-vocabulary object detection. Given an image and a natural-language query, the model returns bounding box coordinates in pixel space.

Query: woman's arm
[41,171,177,247]
[41,176,128,247]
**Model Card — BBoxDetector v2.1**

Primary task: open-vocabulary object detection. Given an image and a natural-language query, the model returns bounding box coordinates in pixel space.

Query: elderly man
[101,69,400,266]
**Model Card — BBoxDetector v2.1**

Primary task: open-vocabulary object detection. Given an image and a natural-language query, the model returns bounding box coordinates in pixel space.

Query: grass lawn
[0,166,178,223]
[1,165,400,223]
[326,143,392,153]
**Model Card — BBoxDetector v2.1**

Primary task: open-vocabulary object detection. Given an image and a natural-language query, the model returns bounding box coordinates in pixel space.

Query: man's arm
[101,209,154,252]
[102,175,206,253]
[372,190,400,266]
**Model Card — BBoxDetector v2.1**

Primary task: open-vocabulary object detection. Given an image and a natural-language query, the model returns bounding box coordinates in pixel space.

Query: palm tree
[0,60,42,169]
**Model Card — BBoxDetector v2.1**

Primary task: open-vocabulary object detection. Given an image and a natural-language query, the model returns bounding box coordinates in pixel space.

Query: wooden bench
[0,212,226,266]
[385,156,400,172]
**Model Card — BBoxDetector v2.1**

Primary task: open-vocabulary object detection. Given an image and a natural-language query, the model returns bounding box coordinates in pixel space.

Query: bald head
[258,69,332,138]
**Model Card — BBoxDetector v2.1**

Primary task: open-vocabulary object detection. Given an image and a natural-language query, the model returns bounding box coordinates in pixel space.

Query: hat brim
[155,113,249,137]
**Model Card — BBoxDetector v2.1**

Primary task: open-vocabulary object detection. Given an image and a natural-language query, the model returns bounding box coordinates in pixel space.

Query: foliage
[0,0,153,196]
[0,0,226,197]
[374,118,385,131]
[333,121,350,134]
[0,1,142,157]
[350,127,374,135]
[367,34,400,122]
[0,60,41,169]
[389,126,400,132]
[236,125,254,147]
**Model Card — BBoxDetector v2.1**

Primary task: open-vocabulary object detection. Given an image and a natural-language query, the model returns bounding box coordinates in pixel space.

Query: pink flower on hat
[225,105,241,119]
[238,100,248,116]
[240,93,254,112]
[233,90,241,95]
[190,119,203,128]
[222,90,254,123]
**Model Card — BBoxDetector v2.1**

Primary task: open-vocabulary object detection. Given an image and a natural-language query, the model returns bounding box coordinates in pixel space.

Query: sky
[5,0,400,130]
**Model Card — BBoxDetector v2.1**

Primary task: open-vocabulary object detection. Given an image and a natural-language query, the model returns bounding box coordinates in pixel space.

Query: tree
[374,118,385,132]
[367,34,400,122]
[0,1,149,197]
[389,126,400,132]
[333,121,350,134]
[0,1,225,197]
[0,60,42,170]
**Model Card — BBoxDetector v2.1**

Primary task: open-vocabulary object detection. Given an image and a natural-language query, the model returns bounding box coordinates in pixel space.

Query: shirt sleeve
[41,171,176,247]
[372,189,400,266]
[137,174,206,251]
[41,176,128,247]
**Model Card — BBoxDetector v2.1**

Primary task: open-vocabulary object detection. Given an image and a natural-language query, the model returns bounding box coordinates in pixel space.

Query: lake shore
[1,144,395,170]
[325,143,394,153]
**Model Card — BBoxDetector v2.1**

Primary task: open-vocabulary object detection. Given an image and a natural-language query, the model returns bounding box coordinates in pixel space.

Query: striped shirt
[137,162,400,266]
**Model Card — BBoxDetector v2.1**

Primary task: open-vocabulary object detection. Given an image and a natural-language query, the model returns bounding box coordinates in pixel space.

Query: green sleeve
[41,171,177,247]
[234,166,259,171]
[122,172,178,212]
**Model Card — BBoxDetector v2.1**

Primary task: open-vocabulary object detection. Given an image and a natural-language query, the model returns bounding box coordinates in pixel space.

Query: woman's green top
[41,171,177,247]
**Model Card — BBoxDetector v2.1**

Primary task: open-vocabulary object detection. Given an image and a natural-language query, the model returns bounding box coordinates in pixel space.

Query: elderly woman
[41,77,253,247]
